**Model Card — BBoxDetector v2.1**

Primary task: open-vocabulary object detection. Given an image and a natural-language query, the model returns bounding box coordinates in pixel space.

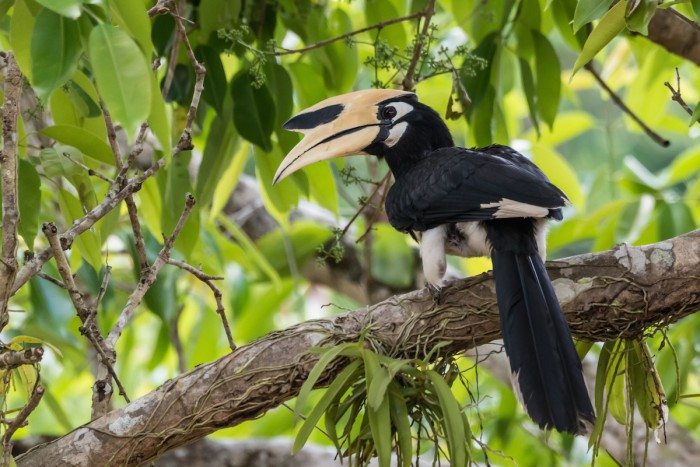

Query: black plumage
[278,90,596,434]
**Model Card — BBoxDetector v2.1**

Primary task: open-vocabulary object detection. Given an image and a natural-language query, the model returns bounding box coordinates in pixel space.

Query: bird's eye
[381,106,397,120]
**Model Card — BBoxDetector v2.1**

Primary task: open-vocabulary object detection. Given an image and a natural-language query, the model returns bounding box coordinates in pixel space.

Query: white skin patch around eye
[389,101,414,121]
[384,121,408,147]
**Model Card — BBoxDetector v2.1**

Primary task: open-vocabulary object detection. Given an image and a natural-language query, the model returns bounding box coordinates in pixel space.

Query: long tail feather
[491,251,595,434]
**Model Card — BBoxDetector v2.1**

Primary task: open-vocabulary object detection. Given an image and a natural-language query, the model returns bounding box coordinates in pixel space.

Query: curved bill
[273,89,414,184]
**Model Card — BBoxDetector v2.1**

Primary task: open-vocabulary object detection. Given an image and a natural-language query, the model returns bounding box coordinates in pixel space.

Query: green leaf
[690,102,700,126]
[461,33,498,113]
[161,153,199,258]
[210,143,249,220]
[89,24,152,139]
[573,0,615,32]
[657,201,695,240]
[371,224,415,288]
[253,146,298,216]
[41,125,114,165]
[196,46,227,114]
[293,360,362,454]
[368,367,393,412]
[628,340,666,429]
[288,62,327,109]
[231,71,275,151]
[572,0,626,76]
[661,146,700,186]
[388,383,413,467]
[36,0,81,18]
[256,221,333,276]
[196,116,239,208]
[519,58,540,135]
[10,0,37,80]
[427,370,467,466]
[532,31,561,129]
[216,215,281,286]
[264,62,294,129]
[365,0,406,49]
[18,160,41,249]
[295,343,360,419]
[531,143,585,211]
[362,349,392,467]
[108,0,153,54]
[199,0,241,39]
[30,8,81,102]
[148,73,171,156]
[625,0,657,35]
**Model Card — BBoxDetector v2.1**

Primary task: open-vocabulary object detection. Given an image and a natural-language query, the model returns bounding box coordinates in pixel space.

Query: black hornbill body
[274,89,595,434]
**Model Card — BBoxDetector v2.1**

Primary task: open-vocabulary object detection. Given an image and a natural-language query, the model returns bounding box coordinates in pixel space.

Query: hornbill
[273,89,595,434]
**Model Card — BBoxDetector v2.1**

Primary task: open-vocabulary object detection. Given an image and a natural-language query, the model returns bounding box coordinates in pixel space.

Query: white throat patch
[384,121,408,147]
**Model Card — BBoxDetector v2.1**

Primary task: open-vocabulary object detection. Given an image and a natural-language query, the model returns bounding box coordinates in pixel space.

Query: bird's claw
[426,282,444,305]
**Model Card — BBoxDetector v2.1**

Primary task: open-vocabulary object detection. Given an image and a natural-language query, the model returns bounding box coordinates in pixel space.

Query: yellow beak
[273,89,414,184]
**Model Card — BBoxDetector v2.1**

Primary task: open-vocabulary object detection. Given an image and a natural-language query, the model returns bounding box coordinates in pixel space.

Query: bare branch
[171,1,205,152]
[0,52,23,332]
[16,232,700,466]
[646,9,700,66]
[0,347,43,371]
[3,383,43,466]
[585,63,670,147]
[59,151,114,184]
[167,259,235,351]
[273,12,424,56]
[43,223,129,416]
[402,0,436,91]
[12,158,167,295]
[664,69,697,119]
[106,194,197,348]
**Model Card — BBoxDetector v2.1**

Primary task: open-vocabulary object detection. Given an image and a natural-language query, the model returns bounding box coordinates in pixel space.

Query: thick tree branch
[0,52,22,331]
[17,232,699,466]
[646,9,700,66]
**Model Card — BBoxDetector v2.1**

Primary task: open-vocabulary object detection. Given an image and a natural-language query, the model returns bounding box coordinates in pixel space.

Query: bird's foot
[426,282,445,305]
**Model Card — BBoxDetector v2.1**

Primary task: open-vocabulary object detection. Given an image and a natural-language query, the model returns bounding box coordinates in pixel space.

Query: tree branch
[401,0,436,91]
[585,63,670,147]
[0,52,22,331]
[16,231,700,466]
[105,194,196,348]
[646,8,700,66]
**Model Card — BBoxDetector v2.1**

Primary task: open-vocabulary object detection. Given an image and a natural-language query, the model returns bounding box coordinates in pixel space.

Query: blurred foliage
[0,0,698,465]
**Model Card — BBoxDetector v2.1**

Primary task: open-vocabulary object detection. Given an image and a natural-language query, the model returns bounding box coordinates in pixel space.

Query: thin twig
[43,223,130,415]
[356,173,392,243]
[274,11,425,56]
[664,68,696,118]
[585,63,670,147]
[0,52,22,332]
[102,103,149,271]
[1,382,44,465]
[339,172,392,240]
[106,194,197,348]
[167,258,236,351]
[402,0,436,91]
[36,272,66,289]
[93,265,112,313]
[60,151,114,183]
[172,1,205,152]
[11,159,168,294]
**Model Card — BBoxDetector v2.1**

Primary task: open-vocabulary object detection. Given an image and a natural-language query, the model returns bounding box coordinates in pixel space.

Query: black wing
[386,145,568,232]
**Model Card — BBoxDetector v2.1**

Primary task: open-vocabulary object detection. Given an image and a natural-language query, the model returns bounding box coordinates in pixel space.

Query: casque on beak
[273,89,414,184]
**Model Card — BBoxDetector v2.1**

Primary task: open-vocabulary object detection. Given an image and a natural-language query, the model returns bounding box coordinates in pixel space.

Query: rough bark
[646,9,700,66]
[16,231,699,466]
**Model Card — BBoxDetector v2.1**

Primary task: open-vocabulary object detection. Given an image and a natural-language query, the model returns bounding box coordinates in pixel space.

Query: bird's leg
[420,226,447,305]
